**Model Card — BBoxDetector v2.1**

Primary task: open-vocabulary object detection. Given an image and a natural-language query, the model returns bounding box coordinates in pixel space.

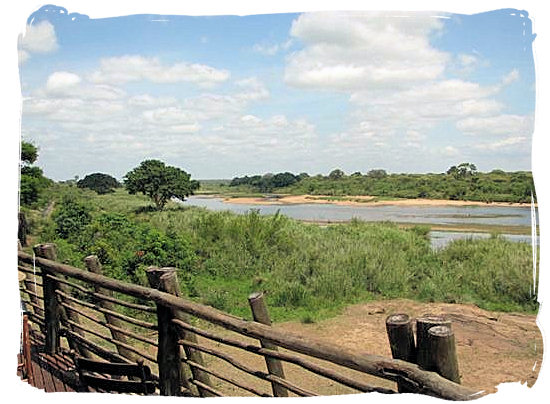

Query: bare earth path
[198,299,542,397]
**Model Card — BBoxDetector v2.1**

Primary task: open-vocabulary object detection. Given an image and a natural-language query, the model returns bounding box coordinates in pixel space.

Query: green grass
[30,184,539,323]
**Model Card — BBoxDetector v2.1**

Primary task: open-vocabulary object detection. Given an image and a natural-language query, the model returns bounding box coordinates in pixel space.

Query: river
[181,196,538,248]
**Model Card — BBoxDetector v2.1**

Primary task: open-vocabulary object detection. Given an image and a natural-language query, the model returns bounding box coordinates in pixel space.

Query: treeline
[230,172,309,192]
[230,164,535,203]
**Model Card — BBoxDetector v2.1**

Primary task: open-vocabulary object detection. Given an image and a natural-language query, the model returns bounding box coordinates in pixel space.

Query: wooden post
[427,326,460,384]
[147,267,212,397]
[34,244,61,353]
[385,313,416,393]
[34,244,91,357]
[18,212,28,247]
[84,255,141,363]
[248,292,288,397]
[416,315,452,371]
[21,314,34,384]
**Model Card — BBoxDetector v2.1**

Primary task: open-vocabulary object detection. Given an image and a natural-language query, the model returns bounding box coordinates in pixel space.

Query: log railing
[18,245,481,400]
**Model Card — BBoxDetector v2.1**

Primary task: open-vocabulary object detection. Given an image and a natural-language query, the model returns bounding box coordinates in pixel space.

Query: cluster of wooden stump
[386,314,460,392]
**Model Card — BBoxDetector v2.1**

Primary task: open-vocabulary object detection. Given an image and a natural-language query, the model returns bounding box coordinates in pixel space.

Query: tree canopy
[78,173,120,194]
[20,141,52,206]
[124,160,199,210]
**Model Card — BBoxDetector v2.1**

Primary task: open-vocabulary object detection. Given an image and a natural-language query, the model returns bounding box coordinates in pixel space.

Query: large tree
[124,160,199,210]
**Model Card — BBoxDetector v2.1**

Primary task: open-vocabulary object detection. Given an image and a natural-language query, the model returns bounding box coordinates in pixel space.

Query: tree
[328,168,345,180]
[20,141,52,206]
[124,160,199,210]
[367,169,387,179]
[78,173,120,194]
[447,163,477,179]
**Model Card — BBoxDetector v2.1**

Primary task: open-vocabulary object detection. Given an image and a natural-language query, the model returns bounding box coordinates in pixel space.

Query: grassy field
[26,185,538,323]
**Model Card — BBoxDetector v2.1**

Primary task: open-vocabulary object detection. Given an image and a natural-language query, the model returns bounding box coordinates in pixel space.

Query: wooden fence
[18,243,480,400]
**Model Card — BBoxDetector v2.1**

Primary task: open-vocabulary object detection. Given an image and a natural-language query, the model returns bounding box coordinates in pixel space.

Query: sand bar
[220,194,535,208]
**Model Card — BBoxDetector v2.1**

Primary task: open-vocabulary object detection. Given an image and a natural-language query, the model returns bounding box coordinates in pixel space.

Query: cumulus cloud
[456,114,534,137]
[18,21,58,64]
[285,12,448,90]
[89,55,230,87]
[23,70,317,176]
[283,11,533,166]
[475,136,527,151]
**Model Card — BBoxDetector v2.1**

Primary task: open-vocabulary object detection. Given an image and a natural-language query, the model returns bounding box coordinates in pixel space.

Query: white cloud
[46,71,82,92]
[128,94,177,108]
[456,114,534,137]
[475,136,527,151]
[502,69,520,86]
[89,55,230,87]
[285,12,448,90]
[252,39,292,56]
[18,21,58,64]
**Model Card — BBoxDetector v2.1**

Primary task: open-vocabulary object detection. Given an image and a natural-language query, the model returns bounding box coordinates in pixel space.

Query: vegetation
[227,164,535,203]
[230,172,300,192]
[77,173,120,194]
[28,185,538,323]
[124,159,199,210]
[20,141,52,206]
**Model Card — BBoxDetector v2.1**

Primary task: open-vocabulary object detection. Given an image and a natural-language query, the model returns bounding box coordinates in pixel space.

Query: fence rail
[18,246,480,400]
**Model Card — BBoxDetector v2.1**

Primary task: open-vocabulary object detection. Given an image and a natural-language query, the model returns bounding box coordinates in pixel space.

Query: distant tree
[328,169,345,180]
[78,173,120,194]
[367,169,388,179]
[20,141,52,206]
[297,172,310,181]
[447,163,477,179]
[351,171,363,177]
[124,160,199,210]
[271,172,298,188]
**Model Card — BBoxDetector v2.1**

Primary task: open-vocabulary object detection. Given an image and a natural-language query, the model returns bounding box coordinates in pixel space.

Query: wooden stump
[385,314,416,393]
[427,326,460,384]
[416,315,451,371]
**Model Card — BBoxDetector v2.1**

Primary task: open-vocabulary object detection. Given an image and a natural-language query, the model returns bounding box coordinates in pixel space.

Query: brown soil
[197,299,542,398]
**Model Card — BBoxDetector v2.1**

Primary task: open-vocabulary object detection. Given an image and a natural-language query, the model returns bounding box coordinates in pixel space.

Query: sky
[18,5,536,181]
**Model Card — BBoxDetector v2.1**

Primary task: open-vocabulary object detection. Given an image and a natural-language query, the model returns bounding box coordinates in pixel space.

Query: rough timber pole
[85,255,140,362]
[147,267,212,397]
[427,326,461,384]
[385,313,416,393]
[248,292,288,397]
[416,315,452,371]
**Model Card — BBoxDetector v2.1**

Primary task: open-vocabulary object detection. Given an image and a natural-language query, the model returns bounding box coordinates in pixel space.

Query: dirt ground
[198,299,543,398]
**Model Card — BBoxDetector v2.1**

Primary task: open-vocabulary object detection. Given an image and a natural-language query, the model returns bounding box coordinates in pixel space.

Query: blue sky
[19,5,536,180]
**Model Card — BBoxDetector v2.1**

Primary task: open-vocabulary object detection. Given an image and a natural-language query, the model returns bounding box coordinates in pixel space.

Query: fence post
[34,244,61,354]
[84,255,141,363]
[34,244,92,357]
[416,315,452,371]
[427,326,460,384]
[147,267,213,397]
[248,292,288,397]
[385,313,416,393]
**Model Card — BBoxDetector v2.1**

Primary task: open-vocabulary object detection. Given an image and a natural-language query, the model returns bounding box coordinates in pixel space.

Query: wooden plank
[76,357,152,378]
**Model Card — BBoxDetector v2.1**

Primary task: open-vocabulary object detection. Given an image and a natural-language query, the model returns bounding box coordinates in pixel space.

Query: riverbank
[221,194,535,208]
[297,219,535,236]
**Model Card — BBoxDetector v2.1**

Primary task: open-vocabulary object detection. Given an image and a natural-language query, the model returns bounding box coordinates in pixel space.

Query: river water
[181,196,538,248]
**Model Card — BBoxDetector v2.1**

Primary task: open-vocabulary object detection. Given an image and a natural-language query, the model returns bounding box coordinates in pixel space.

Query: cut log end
[428,325,454,338]
[386,313,410,326]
